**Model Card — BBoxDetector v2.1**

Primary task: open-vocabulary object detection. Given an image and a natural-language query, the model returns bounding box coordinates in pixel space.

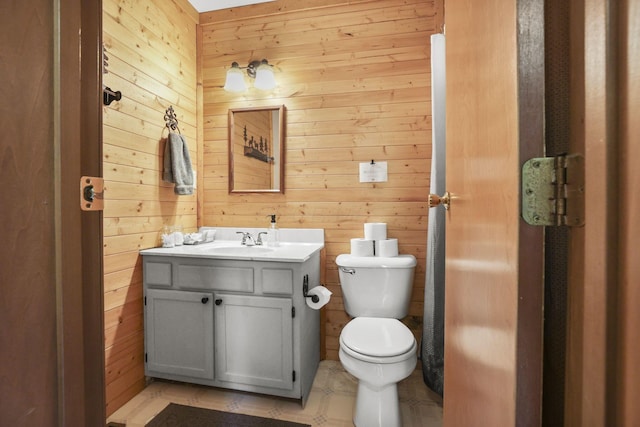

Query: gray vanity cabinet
[141,252,321,406]
[214,293,293,390]
[145,288,214,380]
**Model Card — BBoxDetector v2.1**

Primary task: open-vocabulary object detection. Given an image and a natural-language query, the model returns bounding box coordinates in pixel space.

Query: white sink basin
[205,246,275,255]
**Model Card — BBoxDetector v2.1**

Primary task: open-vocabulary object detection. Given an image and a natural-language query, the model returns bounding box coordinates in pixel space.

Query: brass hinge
[522,154,584,226]
[80,176,104,211]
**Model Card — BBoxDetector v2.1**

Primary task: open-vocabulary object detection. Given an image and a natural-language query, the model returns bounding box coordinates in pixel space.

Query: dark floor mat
[145,403,311,427]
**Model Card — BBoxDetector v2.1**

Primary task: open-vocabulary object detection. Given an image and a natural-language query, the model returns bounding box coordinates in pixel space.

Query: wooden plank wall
[102,0,198,416]
[200,0,437,360]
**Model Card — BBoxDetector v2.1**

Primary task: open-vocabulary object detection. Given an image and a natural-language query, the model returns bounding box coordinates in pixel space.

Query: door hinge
[80,176,104,211]
[522,154,584,226]
[292,307,295,318]
[145,353,148,363]
[293,370,296,382]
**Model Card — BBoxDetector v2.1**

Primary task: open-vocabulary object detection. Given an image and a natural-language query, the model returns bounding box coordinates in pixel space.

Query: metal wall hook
[164,106,181,134]
[103,86,121,105]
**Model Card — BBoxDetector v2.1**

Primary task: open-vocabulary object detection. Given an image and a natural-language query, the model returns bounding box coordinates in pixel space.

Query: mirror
[228,105,285,193]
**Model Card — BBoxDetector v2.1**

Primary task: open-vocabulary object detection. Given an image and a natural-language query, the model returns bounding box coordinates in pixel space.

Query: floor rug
[145,403,311,427]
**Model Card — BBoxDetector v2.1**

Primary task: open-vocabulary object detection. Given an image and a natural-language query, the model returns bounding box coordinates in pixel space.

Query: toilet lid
[341,317,415,357]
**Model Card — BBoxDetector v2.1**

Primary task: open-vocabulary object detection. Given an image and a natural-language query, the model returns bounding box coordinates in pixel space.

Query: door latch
[521,154,584,226]
[80,176,104,211]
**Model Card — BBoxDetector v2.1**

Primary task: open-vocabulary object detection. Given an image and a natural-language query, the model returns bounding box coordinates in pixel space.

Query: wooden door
[1,3,59,423]
[565,0,640,425]
[0,1,104,426]
[616,1,640,423]
[442,0,545,425]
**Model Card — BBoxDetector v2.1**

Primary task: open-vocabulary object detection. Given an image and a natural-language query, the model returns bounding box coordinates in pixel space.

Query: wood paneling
[102,0,198,416]
[102,0,435,416]
[200,0,435,359]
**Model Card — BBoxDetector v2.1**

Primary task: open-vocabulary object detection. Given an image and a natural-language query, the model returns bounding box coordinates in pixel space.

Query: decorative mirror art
[228,105,285,193]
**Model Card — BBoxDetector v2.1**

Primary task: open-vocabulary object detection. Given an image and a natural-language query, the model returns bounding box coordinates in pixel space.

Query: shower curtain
[421,33,446,397]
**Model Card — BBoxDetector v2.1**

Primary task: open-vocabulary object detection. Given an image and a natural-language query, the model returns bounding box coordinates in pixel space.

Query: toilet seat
[340,317,417,364]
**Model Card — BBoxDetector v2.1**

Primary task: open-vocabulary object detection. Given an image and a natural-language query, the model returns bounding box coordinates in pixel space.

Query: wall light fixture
[223,59,277,92]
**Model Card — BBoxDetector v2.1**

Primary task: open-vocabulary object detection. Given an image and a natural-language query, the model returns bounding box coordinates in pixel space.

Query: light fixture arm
[229,59,271,77]
[247,59,268,78]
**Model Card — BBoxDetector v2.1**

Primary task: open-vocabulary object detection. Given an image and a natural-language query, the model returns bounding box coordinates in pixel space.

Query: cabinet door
[215,294,293,390]
[145,289,214,380]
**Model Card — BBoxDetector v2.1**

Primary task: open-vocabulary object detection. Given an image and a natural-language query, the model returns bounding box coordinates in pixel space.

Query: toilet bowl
[339,317,417,427]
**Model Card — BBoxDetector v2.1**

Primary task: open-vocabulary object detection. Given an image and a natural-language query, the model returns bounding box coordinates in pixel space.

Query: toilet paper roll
[351,238,374,257]
[364,222,387,241]
[377,238,399,257]
[306,286,332,310]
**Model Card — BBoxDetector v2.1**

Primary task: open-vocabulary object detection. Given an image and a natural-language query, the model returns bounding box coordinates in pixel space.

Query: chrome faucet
[236,231,269,246]
[236,231,257,246]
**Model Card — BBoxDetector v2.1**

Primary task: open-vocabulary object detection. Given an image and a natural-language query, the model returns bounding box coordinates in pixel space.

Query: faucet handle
[236,231,248,244]
[257,231,268,245]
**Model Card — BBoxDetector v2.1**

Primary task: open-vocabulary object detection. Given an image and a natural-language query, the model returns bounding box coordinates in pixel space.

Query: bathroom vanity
[140,227,324,406]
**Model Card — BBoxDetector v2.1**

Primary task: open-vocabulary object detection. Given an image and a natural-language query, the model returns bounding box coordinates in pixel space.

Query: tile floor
[107,360,443,427]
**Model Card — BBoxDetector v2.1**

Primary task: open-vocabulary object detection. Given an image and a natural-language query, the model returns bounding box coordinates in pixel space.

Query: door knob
[428,191,451,210]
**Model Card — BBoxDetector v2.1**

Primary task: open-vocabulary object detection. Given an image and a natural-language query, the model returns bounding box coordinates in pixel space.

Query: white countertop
[140,227,324,263]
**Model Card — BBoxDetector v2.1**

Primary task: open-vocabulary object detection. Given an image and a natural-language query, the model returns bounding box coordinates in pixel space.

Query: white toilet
[336,254,418,427]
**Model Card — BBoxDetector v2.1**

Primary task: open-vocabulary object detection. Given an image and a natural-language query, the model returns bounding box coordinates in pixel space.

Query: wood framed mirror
[228,105,285,193]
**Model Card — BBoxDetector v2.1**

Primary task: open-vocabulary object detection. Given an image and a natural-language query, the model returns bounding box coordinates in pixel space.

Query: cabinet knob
[215,299,223,305]
[201,297,209,304]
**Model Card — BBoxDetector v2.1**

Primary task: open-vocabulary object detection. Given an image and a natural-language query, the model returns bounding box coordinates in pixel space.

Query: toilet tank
[336,254,416,318]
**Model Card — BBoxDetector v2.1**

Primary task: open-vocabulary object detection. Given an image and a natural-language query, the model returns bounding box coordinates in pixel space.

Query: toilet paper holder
[302,275,320,303]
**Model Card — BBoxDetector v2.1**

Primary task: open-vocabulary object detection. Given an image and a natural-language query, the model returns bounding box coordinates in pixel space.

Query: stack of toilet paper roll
[350,222,399,257]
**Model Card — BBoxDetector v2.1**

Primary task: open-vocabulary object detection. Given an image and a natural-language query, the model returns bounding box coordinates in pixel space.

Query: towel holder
[164,106,181,134]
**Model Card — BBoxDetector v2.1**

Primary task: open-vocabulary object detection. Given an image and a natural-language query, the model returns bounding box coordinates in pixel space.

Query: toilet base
[338,320,417,427]
[353,381,401,427]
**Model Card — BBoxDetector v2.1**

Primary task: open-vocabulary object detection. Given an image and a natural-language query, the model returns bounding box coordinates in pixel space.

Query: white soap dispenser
[267,214,279,247]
